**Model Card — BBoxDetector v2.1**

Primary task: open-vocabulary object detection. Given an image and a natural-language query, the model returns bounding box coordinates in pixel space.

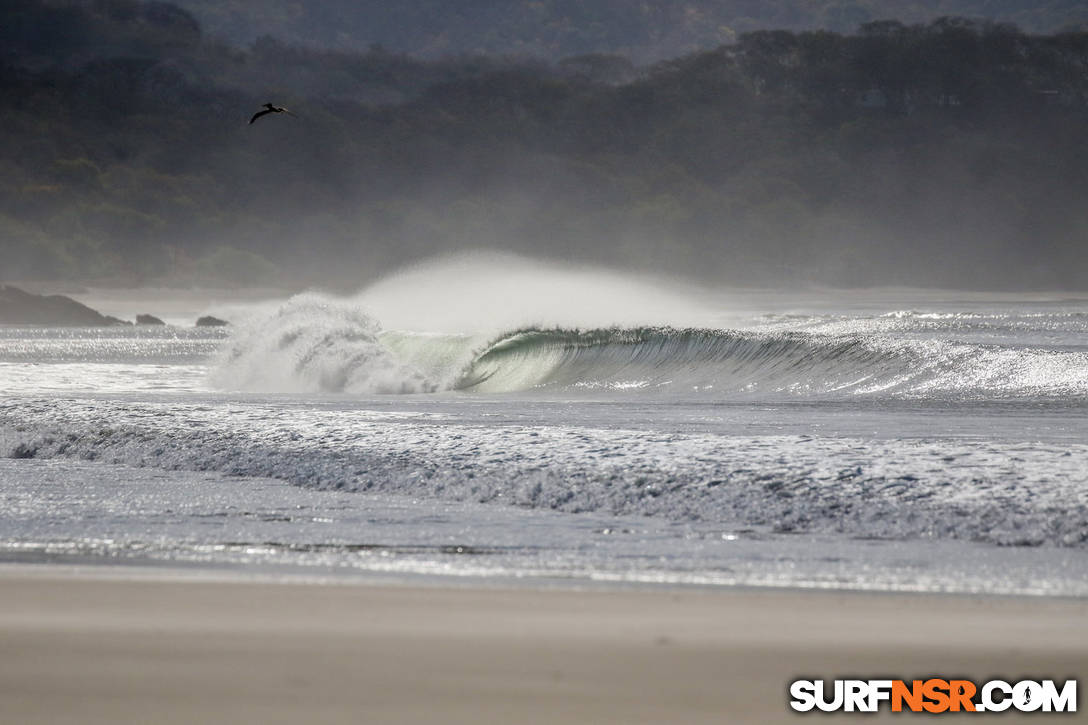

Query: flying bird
[249,103,297,125]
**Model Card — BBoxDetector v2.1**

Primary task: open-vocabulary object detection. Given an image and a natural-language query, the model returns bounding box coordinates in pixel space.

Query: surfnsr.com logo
[790,679,1077,713]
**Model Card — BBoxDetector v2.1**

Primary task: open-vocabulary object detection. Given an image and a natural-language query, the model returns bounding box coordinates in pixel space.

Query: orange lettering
[892,680,924,712]
[923,679,951,713]
[948,680,977,712]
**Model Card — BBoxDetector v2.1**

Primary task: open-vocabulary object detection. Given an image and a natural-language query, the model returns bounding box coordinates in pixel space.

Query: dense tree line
[2,0,1088,288]
[169,0,1088,62]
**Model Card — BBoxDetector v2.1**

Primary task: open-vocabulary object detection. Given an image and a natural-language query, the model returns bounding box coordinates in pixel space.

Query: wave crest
[210,294,434,394]
[453,327,893,394]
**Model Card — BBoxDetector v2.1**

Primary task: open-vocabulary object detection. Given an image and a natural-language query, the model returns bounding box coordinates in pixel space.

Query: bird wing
[282,108,298,117]
[249,108,273,124]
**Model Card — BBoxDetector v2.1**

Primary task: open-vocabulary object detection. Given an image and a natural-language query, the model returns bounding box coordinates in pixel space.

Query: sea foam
[209,293,434,394]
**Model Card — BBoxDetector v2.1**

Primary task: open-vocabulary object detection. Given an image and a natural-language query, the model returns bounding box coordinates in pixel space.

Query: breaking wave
[448,327,1088,399]
[210,294,1088,400]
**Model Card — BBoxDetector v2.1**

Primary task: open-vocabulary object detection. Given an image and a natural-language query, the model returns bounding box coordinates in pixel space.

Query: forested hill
[2,0,1088,289]
[169,0,1088,62]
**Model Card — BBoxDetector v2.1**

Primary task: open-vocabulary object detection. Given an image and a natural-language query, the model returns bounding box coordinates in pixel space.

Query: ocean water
[2,257,1086,594]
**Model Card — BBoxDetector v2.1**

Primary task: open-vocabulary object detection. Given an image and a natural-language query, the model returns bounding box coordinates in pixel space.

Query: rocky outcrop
[195,315,229,327]
[0,285,129,326]
[136,313,166,325]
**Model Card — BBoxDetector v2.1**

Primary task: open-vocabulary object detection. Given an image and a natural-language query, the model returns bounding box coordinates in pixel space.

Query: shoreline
[1,564,1084,724]
[3,559,1088,601]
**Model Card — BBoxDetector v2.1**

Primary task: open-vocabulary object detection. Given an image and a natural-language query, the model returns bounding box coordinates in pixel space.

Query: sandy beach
[0,567,1082,724]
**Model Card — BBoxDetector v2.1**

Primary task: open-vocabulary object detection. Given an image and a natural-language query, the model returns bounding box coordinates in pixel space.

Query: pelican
[249,102,297,124]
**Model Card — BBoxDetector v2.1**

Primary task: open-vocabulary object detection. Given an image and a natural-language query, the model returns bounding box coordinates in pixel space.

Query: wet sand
[0,567,1083,724]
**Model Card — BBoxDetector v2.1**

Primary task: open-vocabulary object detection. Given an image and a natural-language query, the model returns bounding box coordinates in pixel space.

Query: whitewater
[2,255,1087,593]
